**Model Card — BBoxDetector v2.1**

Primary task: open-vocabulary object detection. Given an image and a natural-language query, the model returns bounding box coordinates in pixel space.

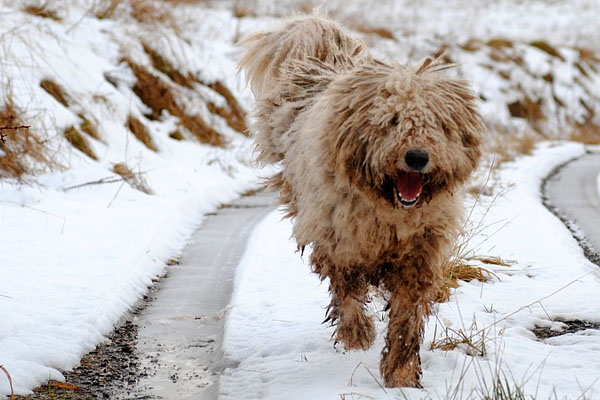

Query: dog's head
[325,57,485,209]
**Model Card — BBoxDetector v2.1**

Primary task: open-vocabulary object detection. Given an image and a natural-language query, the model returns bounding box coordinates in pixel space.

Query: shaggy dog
[239,15,484,388]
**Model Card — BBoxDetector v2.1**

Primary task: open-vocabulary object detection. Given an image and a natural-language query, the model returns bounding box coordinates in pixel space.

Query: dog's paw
[336,313,375,351]
[381,357,422,388]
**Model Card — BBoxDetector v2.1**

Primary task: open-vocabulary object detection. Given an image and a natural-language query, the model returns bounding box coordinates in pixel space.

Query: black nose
[404,149,429,171]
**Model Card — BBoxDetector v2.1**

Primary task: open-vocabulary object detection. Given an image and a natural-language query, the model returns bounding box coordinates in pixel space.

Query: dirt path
[17,191,276,400]
[543,150,600,265]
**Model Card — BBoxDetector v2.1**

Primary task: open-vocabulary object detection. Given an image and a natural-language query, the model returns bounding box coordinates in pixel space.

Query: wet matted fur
[239,15,484,387]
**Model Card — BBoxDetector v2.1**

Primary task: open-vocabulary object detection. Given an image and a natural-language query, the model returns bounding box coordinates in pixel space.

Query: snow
[221,142,600,400]
[1,0,600,397]
[0,1,261,395]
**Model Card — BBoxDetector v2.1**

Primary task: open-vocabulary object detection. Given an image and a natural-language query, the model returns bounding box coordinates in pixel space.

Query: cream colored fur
[239,14,485,388]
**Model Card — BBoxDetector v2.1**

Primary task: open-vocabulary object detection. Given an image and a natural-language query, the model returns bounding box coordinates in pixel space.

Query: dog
[239,14,484,387]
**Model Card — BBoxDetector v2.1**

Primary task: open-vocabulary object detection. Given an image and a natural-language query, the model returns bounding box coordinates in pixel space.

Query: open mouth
[394,171,422,208]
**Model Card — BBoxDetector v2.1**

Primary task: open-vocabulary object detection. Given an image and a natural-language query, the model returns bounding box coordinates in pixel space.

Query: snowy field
[0,0,599,397]
[221,143,600,400]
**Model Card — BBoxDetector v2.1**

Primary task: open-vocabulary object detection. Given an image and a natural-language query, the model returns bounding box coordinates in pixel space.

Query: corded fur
[239,14,485,388]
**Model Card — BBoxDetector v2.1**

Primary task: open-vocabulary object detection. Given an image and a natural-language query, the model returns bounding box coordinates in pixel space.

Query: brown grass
[142,43,194,88]
[40,79,69,108]
[24,2,61,21]
[168,130,185,140]
[233,1,253,18]
[355,26,394,40]
[113,162,152,194]
[569,119,600,144]
[78,114,101,141]
[202,80,248,136]
[64,126,98,160]
[127,115,158,151]
[529,41,565,61]
[130,0,174,25]
[126,59,224,146]
[95,0,121,19]
[486,38,513,49]
[507,98,545,124]
[0,103,53,179]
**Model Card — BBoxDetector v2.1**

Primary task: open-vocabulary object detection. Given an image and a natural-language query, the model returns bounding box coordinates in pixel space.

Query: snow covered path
[120,191,276,399]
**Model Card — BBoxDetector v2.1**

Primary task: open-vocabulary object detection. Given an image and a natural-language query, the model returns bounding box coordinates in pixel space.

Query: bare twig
[0,365,15,400]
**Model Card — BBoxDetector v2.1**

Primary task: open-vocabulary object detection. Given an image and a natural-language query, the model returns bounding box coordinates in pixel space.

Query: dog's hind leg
[380,262,437,388]
[323,268,375,351]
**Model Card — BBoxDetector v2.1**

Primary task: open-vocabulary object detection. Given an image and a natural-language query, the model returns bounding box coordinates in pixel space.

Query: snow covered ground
[221,142,600,400]
[1,0,600,397]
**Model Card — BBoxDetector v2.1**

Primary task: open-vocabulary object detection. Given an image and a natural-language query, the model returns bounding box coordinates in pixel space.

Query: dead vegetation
[143,43,195,88]
[529,40,565,61]
[143,44,249,135]
[125,59,224,146]
[127,115,158,151]
[64,126,98,160]
[24,2,61,21]
[355,26,395,40]
[168,130,185,140]
[78,114,101,141]
[113,162,152,193]
[40,79,69,108]
[569,118,600,144]
[0,103,54,179]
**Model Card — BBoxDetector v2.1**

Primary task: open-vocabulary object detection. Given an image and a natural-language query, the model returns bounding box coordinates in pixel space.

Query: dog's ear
[433,75,486,177]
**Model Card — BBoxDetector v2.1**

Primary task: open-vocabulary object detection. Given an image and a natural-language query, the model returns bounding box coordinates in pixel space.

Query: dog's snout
[404,149,429,171]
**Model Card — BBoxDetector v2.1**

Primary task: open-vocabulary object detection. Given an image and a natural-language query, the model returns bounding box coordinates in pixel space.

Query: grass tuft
[125,59,224,146]
[529,40,565,61]
[113,162,152,194]
[40,79,69,108]
[569,118,600,144]
[202,80,249,136]
[64,126,98,160]
[168,130,185,140]
[95,0,121,19]
[78,114,101,141]
[355,26,394,40]
[142,43,195,88]
[24,2,61,21]
[486,38,513,49]
[126,115,158,152]
[0,103,54,179]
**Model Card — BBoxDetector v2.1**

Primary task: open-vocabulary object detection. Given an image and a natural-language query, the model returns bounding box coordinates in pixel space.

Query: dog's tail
[238,14,364,98]
[238,15,365,165]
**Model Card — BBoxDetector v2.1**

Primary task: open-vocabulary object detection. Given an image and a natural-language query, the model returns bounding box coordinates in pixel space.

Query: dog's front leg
[380,263,436,388]
[323,268,375,351]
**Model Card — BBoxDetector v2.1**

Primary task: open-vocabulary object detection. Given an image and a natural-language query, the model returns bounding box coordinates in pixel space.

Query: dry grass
[95,0,122,19]
[529,40,565,61]
[78,114,101,141]
[64,126,98,160]
[233,1,253,18]
[40,79,69,108]
[24,2,61,21]
[168,130,185,140]
[202,80,248,136]
[355,26,395,40]
[486,38,513,49]
[507,98,544,124]
[126,59,224,146]
[569,118,600,144]
[113,162,152,194]
[130,0,174,25]
[127,115,158,151]
[0,103,54,179]
[142,43,194,88]
[142,43,248,136]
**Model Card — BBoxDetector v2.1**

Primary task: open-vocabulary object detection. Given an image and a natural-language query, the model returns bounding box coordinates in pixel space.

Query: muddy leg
[380,265,435,388]
[324,269,375,351]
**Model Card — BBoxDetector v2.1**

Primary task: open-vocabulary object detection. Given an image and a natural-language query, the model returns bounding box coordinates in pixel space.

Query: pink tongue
[396,171,422,201]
